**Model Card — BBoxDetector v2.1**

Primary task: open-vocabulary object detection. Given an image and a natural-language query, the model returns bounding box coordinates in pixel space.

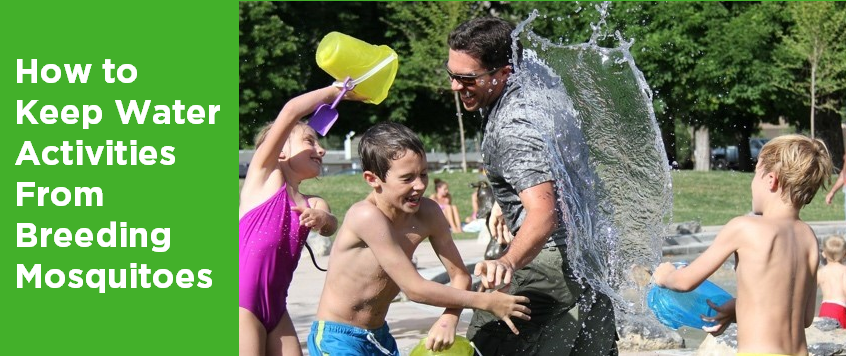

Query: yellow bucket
[315,31,398,105]
[409,335,477,356]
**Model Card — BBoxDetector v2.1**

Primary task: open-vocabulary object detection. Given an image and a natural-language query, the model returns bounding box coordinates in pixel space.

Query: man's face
[447,49,509,112]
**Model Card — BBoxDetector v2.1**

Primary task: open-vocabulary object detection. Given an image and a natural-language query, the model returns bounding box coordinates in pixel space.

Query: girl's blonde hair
[822,235,846,262]
[253,121,310,149]
[757,134,832,207]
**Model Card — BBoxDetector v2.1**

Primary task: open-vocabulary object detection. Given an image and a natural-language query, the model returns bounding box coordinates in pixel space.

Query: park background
[239,2,846,237]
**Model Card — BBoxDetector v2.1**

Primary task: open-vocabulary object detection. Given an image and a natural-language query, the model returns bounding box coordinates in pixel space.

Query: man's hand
[701,298,736,336]
[474,258,516,291]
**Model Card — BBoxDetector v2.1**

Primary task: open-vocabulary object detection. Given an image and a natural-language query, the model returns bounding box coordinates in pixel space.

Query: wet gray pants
[467,246,618,355]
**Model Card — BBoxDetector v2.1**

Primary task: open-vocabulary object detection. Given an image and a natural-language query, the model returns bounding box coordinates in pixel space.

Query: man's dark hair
[358,122,425,181]
[448,17,519,70]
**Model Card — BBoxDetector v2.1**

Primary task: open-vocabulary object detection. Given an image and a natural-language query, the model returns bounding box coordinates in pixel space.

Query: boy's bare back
[818,259,846,304]
[315,195,461,329]
[654,135,833,355]
[729,215,819,354]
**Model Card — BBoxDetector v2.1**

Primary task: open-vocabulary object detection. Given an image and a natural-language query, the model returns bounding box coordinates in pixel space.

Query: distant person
[239,86,346,356]
[430,178,463,233]
[824,153,846,220]
[654,134,833,356]
[463,180,494,234]
[307,122,530,356]
[818,235,846,328]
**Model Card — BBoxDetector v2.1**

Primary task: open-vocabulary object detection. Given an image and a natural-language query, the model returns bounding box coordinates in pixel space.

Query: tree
[694,2,786,172]
[381,2,483,145]
[239,2,307,148]
[774,2,846,164]
[609,2,730,169]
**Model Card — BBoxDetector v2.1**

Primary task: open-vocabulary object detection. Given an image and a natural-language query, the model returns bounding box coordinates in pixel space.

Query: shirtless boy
[817,235,846,328]
[654,134,833,356]
[307,122,530,355]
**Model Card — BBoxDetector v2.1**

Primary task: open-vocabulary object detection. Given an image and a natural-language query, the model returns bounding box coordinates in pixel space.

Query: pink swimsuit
[239,184,310,331]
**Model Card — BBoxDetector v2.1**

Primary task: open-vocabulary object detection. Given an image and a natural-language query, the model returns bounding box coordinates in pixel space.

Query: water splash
[511,8,673,321]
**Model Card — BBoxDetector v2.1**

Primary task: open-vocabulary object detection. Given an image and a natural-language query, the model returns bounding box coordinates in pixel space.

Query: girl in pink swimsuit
[239,85,354,356]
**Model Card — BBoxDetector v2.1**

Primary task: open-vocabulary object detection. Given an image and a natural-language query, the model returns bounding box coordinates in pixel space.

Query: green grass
[671,170,843,224]
[241,170,845,238]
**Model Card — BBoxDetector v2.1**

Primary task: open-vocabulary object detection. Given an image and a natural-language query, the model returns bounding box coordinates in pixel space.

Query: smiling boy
[307,122,531,355]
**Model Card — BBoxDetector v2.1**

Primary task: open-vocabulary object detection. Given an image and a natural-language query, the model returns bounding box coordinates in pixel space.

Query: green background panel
[2,1,235,354]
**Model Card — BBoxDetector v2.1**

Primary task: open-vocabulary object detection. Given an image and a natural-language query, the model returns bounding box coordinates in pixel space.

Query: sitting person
[429,178,463,233]
[818,234,846,328]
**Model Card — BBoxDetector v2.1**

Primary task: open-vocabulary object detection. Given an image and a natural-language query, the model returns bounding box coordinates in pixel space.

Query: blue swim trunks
[308,320,399,356]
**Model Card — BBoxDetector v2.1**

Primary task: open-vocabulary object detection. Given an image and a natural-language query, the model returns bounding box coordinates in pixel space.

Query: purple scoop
[309,77,353,136]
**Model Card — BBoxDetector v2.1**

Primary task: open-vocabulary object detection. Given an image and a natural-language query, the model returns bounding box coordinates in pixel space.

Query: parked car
[711,138,769,170]
[239,163,249,178]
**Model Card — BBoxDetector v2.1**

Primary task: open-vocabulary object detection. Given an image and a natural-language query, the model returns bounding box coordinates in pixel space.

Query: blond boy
[654,134,833,356]
[817,235,846,328]
[307,122,530,355]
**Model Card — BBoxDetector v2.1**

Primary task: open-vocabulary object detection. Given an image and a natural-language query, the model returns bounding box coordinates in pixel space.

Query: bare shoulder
[418,197,445,219]
[344,200,385,226]
[719,215,765,240]
[417,198,451,231]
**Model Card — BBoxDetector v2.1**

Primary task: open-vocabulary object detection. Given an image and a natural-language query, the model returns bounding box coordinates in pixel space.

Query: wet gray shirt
[481,82,567,247]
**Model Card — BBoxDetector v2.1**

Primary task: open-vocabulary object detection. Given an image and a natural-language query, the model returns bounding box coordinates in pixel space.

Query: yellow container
[316,31,398,105]
[409,335,475,356]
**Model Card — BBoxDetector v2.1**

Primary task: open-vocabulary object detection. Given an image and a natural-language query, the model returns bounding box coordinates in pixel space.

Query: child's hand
[486,291,531,335]
[652,262,676,287]
[701,298,736,336]
[424,314,458,352]
[293,207,335,235]
[331,80,368,102]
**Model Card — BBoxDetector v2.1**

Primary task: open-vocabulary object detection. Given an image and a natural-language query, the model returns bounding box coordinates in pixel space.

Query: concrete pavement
[287,221,846,355]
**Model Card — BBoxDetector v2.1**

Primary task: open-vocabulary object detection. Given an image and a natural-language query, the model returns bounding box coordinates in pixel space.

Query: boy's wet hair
[358,122,425,181]
[757,134,833,207]
[822,235,846,262]
[254,121,311,149]
[448,17,521,70]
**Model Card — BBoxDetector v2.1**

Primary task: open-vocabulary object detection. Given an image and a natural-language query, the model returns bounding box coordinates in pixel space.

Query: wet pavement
[287,221,846,355]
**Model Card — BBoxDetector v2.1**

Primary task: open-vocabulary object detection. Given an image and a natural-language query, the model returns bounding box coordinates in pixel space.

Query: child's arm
[425,206,472,351]
[654,217,746,291]
[348,203,531,334]
[296,196,338,236]
[246,86,341,185]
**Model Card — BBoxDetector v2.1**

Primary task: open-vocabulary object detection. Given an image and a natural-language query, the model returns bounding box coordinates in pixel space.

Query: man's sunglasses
[444,62,500,86]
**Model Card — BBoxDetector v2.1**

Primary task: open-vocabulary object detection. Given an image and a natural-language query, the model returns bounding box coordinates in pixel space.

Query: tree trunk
[694,126,710,171]
[816,109,844,171]
[736,117,755,172]
[810,61,817,139]
[660,116,677,167]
